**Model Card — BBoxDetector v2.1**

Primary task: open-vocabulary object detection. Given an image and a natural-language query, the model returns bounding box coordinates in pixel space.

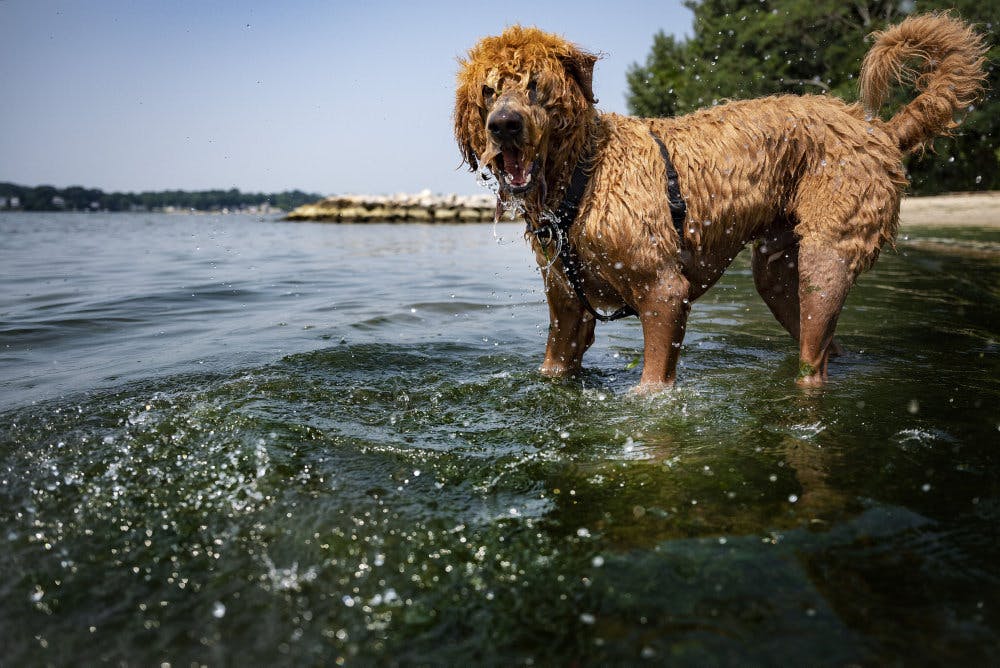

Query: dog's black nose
[488,108,524,141]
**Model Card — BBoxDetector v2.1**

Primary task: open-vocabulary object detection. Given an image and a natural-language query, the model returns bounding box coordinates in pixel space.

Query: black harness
[528,130,687,322]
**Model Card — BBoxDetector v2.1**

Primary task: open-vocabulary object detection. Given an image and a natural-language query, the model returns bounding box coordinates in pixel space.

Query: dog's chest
[570,237,635,309]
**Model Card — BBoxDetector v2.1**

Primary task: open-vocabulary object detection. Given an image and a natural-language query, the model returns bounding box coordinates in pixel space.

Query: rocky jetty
[283,189,498,223]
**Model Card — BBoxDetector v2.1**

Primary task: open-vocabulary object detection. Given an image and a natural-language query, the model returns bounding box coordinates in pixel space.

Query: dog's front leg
[539,280,595,378]
[633,274,691,391]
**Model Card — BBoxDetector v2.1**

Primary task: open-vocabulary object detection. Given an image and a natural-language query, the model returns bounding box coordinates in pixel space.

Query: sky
[0,0,691,196]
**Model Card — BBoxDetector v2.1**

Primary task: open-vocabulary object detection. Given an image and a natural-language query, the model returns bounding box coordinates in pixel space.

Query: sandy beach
[900,191,1000,227]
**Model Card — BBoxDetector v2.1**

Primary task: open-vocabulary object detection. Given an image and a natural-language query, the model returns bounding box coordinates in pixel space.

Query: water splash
[475,160,500,198]
[259,554,318,593]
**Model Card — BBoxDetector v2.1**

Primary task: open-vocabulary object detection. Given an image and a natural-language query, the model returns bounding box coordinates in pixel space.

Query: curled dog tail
[860,13,987,154]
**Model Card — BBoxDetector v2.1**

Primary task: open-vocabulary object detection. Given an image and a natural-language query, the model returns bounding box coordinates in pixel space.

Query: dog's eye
[527,79,538,103]
[482,85,495,103]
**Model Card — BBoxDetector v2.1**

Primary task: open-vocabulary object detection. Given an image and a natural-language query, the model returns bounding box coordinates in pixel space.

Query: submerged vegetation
[627,0,999,194]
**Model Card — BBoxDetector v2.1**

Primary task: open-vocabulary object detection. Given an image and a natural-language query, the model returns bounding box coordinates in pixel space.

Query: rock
[283,192,502,223]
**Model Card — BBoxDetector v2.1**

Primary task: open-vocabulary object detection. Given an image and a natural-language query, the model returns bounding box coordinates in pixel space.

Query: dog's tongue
[502,149,528,186]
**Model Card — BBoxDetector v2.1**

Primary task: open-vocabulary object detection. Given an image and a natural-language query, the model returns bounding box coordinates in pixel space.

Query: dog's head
[455,26,598,199]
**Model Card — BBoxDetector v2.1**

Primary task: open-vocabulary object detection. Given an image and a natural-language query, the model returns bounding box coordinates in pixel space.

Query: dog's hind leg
[751,230,848,359]
[752,227,801,341]
[539,280,596,378]
[794,242,854,385]
[789,167,900,384]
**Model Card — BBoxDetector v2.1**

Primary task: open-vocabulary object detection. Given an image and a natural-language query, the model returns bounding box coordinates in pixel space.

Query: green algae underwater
[1,213,998,664]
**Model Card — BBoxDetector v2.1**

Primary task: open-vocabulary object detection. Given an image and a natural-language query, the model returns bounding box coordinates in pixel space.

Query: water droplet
[579,612,596,624]
[591,555,605,567]
[212,601,226,618]
[908,399,920,414]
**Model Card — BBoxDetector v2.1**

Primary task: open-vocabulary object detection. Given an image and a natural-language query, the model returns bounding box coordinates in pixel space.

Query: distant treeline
[0,182,322,212]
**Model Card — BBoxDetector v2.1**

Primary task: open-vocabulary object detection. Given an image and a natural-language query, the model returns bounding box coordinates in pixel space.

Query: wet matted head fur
[454,26,599,206]
[454,15,987,390]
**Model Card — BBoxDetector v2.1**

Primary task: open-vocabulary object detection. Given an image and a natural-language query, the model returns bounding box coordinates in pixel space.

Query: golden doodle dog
[454,13,986,389]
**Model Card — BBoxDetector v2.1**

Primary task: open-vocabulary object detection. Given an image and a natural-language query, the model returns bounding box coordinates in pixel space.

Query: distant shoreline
[281,191,1000,227]
[0,182,321,214]
[5,190,998,227]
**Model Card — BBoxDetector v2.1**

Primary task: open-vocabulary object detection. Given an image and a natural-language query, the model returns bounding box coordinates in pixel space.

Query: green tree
[627,0,996,193]
[626,33,688,117]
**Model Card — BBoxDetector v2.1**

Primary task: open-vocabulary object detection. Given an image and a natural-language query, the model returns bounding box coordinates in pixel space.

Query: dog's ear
[453,80,479,171]
[459,141,478,171]
[560,50,598,104]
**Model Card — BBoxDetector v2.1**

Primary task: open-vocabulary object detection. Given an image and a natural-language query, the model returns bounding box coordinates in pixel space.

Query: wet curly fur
[454,14,987,388]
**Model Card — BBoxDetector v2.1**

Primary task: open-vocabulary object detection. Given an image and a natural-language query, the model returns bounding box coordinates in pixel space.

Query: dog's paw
[795,371,827,387]
[628,380,675,396]
[538,363,579,379]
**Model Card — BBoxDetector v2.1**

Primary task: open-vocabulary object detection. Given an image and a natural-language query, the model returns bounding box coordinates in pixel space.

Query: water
[2,212,998,664]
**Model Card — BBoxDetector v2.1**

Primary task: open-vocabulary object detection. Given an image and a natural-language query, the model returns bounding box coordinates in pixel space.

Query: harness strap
[650,132,688,240]
[551,150,636,322]
[528,130,687,323]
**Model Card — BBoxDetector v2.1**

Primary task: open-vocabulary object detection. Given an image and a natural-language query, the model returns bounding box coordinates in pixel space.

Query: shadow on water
[1,219,998,664]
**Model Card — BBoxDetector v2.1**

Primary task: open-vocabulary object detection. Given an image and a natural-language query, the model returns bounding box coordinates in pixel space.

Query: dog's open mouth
[498,148,539,194]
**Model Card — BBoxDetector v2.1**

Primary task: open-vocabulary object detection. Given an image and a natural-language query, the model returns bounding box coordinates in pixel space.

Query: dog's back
[643,94,903,276]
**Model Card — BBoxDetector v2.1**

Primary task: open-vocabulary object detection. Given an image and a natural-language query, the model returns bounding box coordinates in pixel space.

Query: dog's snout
[488,107,524,142]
